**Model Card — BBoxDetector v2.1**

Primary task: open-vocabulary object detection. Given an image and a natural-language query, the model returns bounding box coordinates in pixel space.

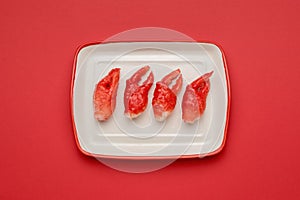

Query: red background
[1,0,300,199]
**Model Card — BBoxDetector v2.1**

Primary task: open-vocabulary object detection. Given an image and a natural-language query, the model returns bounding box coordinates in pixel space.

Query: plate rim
[70,40,231,160]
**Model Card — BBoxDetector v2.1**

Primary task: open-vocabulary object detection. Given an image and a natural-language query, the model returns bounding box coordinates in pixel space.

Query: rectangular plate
[71,42,230,159]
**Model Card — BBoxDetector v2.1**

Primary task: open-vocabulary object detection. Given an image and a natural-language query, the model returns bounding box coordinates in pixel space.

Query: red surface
[1,0,300,199]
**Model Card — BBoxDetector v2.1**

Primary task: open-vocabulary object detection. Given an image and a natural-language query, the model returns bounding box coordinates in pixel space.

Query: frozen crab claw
[124,66,154,119]
[182,71,213,124]
[93,68,120,121]
[152,69,183,121]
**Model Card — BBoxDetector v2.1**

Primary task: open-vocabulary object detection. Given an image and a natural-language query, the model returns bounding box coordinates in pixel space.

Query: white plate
[71,42,230,158]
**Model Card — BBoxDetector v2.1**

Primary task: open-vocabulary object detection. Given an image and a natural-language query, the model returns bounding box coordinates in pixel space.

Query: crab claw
[124,66,154,119]
[152,69,183,121]
[161,69,183,95]
[182,71,213,124]
[93,68,120,121]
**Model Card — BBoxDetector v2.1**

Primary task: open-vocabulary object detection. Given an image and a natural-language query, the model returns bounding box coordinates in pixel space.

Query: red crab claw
[182,71,213,124]
[152,69,183,121]
[93,68,120,121]
[124,66,154,119]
